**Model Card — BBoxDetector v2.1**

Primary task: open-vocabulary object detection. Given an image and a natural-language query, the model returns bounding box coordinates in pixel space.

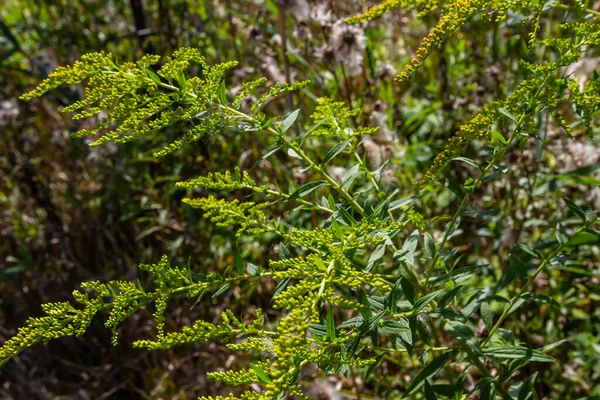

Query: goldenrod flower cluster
[182,196,269,237]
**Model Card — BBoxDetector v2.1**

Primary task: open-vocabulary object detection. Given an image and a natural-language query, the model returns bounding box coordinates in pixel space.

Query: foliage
[2,0,600,399]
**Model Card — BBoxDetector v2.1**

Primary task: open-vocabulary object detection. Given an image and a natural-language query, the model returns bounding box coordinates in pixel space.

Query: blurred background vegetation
[1,0,599,399]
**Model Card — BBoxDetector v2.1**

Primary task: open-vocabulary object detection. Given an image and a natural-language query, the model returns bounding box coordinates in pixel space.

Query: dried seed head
[378,63,396,81]
[310,3,333,26]
[329,21,366,76]
[293,21,311,40]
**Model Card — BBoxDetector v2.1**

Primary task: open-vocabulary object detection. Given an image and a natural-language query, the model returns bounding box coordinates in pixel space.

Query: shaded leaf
[483,346,555,362]
[402,350,458,397]
[322,139,351,166]
[281,109,299,133]
[326,307,336,341]
[289,180,326,200]
[429,265,486,286]
[251,363,272,383]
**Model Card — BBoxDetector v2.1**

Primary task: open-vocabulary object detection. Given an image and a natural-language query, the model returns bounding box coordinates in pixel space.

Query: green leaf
[360,310,385,334]
[416,316,432,346]
[212,282,232,298]
[498,107,518,122]
[357,288,373,319]
[517,372,538,400]
[444,321,475,342]
[144,68,162,84]
[490,130,507,144]
[344,335,361,356]
[287,148,300,158]
[341,164,362,190]
[437,286,462,308]
[280,109,299,133]
[464,177,475,192]
[520,292,559,307]
[553,173,600,186]
[308,323,327,337]
[369,244,386,264]
[322,139,351,166]
[424,233,436,258]
[432,384,455,397]
[508,255,528,283]
[217,80,227,105]
[483,346,555,362]
[389,195,419,211]
[246,262,261,275]
[400,277,416,305]
[365,353,385,379]
[338,316,365,329]
[326,307,336,341]
[424,380,439,400]
[555,222,569,244]
[0,19,21,51]
[507,297,526,315]
[398,230,420,266]
[413,290,443,313]
[388,278,401,313]
[273,278,291,297]
[515,244,541,258]
[480,301,493,331]
[568,230,600,246]
[563,198,587,222]
[233,241,243,274]
[429,265,486,286]
[289,180,326,200]
[278,242,291,259]
[251,363,272,383]
[453,157,480,170]
[539,339,568,353]
[443,178,464,199]
[379,318,410,335]
[263,0,279,16]
[299,117,328,145]
[252,146,282,169]
[402,350,458,398]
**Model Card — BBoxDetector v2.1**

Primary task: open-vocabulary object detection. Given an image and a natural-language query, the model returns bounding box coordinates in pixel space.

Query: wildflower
[284,0,310,21]
[329,21,366,76]
[260,56,287,84]
[0,99,19,127]
[293,21,312,40]
[378,63,396,81]
[316,44,336,65]
[369,101,394,143]
[310,3,333,26]
[248,26,263,42]
[270,33,283,46]
[31,51,57,78]
[363,137,383,168]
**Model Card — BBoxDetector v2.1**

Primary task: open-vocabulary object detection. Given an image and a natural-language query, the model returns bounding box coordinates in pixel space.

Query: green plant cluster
[2,0,600,399]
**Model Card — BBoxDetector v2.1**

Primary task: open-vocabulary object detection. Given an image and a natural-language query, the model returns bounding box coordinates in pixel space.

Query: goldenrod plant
[2,0,600,398]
